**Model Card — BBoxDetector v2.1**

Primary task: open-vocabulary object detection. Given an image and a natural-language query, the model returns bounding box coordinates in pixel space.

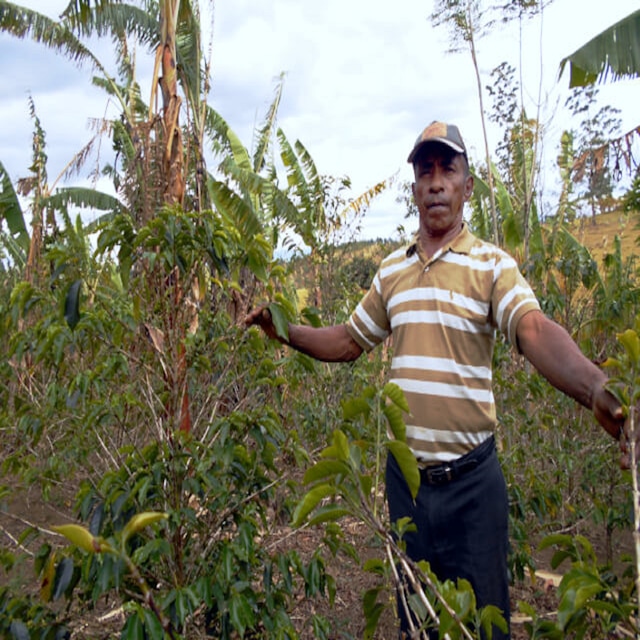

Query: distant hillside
[289,238,403,295]
[565,210,638,264]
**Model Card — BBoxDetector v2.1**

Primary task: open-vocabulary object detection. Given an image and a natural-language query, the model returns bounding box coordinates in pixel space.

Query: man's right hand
[245,307,362,363]
[244,305,282,342]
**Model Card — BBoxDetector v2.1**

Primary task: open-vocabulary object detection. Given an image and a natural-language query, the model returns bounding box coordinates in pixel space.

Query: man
[245,121,625,638]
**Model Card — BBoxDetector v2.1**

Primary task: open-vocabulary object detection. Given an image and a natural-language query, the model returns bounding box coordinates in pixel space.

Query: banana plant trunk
[159,0,185,207]
[158,0,191,434]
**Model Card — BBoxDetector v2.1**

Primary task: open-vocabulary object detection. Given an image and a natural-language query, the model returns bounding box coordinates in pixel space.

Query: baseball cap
[407,121,467,163]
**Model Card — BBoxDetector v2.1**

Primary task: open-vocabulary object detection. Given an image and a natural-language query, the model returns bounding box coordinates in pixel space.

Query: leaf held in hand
[268,302,289,340]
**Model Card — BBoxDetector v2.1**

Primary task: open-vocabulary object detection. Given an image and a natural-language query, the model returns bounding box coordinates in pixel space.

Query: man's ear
[464,174,474,201]
[411,182,416,201]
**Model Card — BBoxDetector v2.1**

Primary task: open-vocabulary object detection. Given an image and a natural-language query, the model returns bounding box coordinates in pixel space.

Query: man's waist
[412,428,494,467]
[417,435,496,485]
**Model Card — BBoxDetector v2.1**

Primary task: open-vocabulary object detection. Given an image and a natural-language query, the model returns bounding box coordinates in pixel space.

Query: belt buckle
[427,464,453,485]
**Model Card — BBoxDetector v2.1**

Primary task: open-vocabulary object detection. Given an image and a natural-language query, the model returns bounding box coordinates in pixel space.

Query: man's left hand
[592,385,639,468]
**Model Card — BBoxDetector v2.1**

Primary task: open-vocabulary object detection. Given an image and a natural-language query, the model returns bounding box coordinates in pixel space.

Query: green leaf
[230,593,255,636]
[122,511,168,546]
[382,402,406,442]
[64,280,82,330]
[131,538,171,565]
[121,613,145,640]
[386,441,420,500]
[517,601,536,617]
[52,556,74,601]
[246,246,268,282]
[320,430,350,461]
[588,600,623,616]
[383,382,410,412]
[550,549,573,570]
[142,607,165,637]
[342,396,371,421]
[307,504,350,526]
[48,186,122,219]
[617,329,640,366]
[292,484,336,527]
[363,585,383,612]
[363,587,385,640]
[53,524,101,553]
[557,569,603,629]
[0,160,29,252]
[479,604,509,637]
[538,533,573,551]
[303,459,350,485]
[359,471,373,497]
[363,558,385,575]
[558,9,640,87]
[268,302,289,341]
[40,552,56,602]
[602,356,624,370]
[226,127,252,171]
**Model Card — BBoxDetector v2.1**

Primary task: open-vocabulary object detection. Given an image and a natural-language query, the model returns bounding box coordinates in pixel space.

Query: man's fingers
[244,310,258,327]
[244,305,269,327]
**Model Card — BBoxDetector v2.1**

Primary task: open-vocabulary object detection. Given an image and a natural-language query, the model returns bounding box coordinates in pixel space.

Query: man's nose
[429,168,444,190]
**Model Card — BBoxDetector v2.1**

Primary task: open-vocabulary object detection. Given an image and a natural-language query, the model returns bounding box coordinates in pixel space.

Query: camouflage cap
[407,121,467,164]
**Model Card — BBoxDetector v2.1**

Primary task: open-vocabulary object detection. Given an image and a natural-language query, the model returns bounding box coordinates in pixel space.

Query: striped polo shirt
[346,224,540,464]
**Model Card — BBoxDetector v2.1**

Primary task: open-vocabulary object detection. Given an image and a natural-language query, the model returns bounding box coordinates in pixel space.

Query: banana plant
[1,96,121,285]
[469,162,544,264]
[0,160,29,269]
[559,9,640,87]
[558,9,640,193]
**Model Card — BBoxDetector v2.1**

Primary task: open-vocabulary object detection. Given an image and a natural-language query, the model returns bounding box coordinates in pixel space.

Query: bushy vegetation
[1,2,640,639]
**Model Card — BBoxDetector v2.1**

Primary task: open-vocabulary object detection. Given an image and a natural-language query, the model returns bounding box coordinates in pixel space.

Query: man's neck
[418,221,464,258]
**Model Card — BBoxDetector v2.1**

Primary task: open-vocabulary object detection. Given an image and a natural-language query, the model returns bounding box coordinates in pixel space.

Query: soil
[0,481,629,639]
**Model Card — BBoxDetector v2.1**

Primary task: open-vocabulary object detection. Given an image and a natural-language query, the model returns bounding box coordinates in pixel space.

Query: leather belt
[420,436,495,486]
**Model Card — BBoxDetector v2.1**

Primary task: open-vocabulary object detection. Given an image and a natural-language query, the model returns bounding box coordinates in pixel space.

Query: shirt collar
[405,222,474,258]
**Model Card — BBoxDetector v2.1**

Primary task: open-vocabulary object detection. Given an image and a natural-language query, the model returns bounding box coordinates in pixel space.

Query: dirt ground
[0,480,629,639]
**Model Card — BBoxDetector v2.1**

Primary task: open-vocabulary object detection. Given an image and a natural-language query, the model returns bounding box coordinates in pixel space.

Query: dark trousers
[386,436,510,639]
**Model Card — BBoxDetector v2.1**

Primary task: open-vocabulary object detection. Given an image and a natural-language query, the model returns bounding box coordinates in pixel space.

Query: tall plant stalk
[629,406,640,638]
[464,2,499,244]
[604,325,640,637]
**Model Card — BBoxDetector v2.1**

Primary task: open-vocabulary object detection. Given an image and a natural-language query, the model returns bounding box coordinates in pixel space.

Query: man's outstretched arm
[516,309,624,440]
[244,305,363,363]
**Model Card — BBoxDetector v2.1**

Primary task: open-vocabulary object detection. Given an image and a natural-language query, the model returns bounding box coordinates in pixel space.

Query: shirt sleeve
[345,271,391,352]
[491,251,541,349]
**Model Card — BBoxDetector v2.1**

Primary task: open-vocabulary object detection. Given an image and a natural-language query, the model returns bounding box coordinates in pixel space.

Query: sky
[1,0,639,242]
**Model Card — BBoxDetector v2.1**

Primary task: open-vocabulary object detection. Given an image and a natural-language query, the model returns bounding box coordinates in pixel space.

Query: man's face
[411,144,474,237]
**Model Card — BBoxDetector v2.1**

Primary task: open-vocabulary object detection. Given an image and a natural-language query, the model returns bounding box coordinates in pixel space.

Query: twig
[0,510,58,538]
[0,523,35,557]
[385,541,433,639]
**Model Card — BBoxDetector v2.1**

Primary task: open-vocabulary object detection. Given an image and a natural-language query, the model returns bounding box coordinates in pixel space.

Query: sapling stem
[629,406,640,639]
